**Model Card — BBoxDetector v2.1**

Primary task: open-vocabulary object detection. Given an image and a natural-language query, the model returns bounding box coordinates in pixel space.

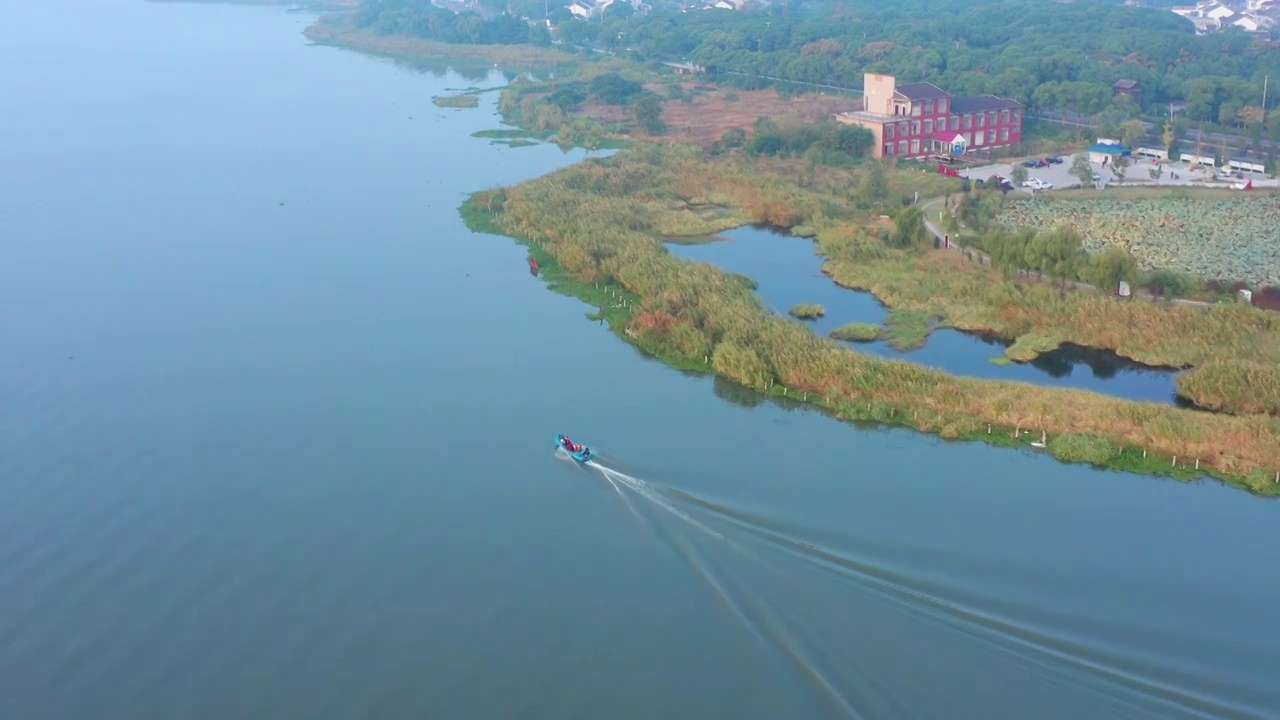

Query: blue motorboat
[555,433,593,463]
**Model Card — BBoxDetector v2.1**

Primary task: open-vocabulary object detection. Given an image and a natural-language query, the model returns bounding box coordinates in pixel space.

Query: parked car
[1022,159,1040,168]
[1047,156,1065,164]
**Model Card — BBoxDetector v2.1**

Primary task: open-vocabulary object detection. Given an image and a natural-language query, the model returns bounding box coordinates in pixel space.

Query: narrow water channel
[667,226,1181,404]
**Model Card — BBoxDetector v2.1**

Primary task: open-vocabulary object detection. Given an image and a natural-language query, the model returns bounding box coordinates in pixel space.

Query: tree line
[571,0,1278,128]
[352,0,551,46]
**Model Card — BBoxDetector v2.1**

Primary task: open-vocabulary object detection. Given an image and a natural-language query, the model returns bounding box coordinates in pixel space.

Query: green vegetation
[352,0,551,45]
[820,236,1280,412]
[1005,333,1065,362]
[830,322,881,342]
[303,20,570,67]
[1045,434,1122,468]
[472,128,532,139]
[432,94,480,108]
[495,67,666,144]
[882,308,931,350]
[1176,361,1280,416]
[998,195,1280,287]
[464,146,1280,492]
[742,117,872,160]
[596,0,1280,128]
[789,304,825,319]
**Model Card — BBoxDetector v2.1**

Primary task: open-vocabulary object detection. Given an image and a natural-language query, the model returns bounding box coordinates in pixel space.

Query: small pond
[667,225,1182,405]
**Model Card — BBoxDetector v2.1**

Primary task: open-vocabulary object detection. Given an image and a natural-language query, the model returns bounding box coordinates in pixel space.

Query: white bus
[1228,158,1266,174]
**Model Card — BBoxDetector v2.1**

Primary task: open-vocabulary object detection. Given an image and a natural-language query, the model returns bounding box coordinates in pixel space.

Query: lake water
[668,226,1181,404]
[2,3,1278,719]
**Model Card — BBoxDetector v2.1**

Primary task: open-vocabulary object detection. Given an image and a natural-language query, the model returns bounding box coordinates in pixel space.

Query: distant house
[1113,79,1143,107]
[662,61,707,75]
[565,0,618,19]
[833,73,1023,160]
[1231,11,1276,31]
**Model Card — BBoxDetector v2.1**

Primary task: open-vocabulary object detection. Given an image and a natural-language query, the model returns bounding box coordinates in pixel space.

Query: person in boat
[562,436,576,452]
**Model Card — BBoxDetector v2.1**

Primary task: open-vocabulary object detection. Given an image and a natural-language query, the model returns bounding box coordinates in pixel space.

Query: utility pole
[1263,74,1269,125]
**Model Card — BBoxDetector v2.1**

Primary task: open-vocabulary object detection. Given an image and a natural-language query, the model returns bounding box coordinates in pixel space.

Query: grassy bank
[303,18,575,67]
[819,239,1280,415]
[464,146,1280,493]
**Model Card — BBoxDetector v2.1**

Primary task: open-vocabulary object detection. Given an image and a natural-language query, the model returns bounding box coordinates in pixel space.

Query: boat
[554,433,593,463]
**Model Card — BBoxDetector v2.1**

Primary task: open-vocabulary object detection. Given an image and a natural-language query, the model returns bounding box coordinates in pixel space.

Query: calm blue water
[1,3,1277,719]
[669,226,1181,404]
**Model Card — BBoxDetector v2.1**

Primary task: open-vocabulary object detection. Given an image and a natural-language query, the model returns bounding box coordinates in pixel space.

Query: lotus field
[997,196,1280,287]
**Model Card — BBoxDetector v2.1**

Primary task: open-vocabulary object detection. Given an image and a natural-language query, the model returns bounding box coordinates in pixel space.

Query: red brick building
[835,73,1024,160]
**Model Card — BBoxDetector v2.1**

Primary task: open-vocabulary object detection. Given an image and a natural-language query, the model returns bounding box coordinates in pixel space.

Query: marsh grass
[830,323,882,342]
[433,94,480,108]
[882,309,932,350]
[820,241,1280,414]
[472,128,533,139]
[1005,333,1065,362]
[463,144,1280,493]
[304,20,574,67]
[790,304,825,319]
[1176,361,1280,416]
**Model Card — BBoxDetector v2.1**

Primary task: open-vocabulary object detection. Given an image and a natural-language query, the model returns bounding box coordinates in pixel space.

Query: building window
[924,99,933,114]
[975,130,986,146]
[885,124,895,139]
[884,143,894,156]
[910,139,920,154]
[1001,109,1010,124]
[950,116,959,131]
[1000,128,1009,143]
[967,132,974,147]
[911,121,921,135]
[963,114,972,130]
[898,140,908,155]
[977,113,985,128]
[924,119,933,135]
[988,111,997,126]
[937,98,947,113]
[911,103,921,116]
[1013,109,1022,123]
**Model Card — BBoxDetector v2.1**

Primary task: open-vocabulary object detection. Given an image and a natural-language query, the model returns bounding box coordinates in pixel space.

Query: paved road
[1034,109,1276,158]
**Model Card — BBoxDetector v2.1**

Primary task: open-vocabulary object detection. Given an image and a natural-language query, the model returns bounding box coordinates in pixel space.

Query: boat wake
[578,459,1267,720]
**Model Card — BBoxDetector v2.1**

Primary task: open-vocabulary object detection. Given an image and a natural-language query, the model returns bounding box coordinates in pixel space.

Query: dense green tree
[633,93,667,135]
[604,1,1279,116]
[1082,246,1139,294]
[1010,165,1028,188]
[1070,153,1094,188]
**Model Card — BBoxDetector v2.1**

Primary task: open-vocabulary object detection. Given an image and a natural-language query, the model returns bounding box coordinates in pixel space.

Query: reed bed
[466,146,1280,492]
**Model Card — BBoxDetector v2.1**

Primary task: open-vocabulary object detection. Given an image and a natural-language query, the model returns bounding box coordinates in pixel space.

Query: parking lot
[958,153,1280,193]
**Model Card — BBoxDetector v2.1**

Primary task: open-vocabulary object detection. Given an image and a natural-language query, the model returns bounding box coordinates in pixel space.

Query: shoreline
[302,16,576,68]
[299,23,1280,491]
[460,147,1280,495]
